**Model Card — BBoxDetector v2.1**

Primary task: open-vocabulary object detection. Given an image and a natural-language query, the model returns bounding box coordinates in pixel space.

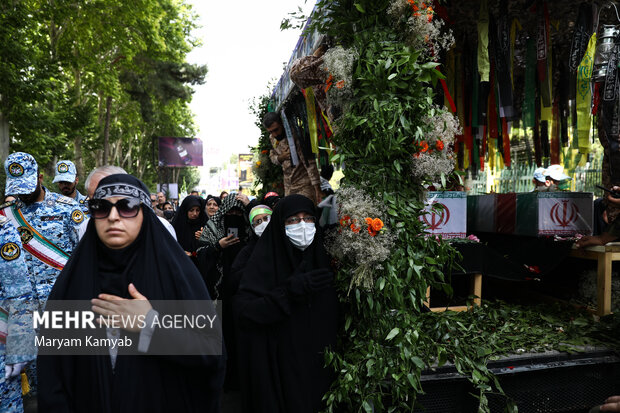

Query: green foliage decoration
[301,0,569,411]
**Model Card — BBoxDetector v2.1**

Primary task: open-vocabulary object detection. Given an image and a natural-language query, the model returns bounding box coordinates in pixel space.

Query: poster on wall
[158,137,204,167]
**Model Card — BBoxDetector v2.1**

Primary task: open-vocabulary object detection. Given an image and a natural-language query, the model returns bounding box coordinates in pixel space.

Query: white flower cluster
[424,106,461,147]
[411,152,454,181]
[321,46,358,109]
[325,185,395,290]
[411,108,461,181]
[387,0,455,57]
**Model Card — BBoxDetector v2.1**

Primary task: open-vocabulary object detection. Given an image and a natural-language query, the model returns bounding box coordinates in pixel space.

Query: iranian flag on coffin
[537,192,593,236]
[420,192,467,239]
[515,192,593,236]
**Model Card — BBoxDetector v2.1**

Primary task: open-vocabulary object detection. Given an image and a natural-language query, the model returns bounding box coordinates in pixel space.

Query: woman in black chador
[37,174,225,413]
[172,194,207,266]
[234,194,338,413]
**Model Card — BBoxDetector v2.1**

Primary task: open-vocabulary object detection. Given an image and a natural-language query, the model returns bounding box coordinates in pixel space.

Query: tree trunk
[73,68,84,177]
[0,110,9,164]
[74,136,84,180]
[103,96,112,164]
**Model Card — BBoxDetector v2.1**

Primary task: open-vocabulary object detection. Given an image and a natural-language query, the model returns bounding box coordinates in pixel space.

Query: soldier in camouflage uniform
[0,215,36,413]
[53,160,89,214]
[2,153,82,306]
[2,152,82,396]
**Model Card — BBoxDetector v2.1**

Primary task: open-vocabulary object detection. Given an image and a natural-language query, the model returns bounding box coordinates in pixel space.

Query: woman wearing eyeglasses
[233,194,338,413]
[37,174,225,413]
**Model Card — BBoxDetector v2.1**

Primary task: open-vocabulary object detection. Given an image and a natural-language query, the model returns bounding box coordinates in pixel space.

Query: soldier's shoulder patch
[71,209,85,224]
[1,242,21,261]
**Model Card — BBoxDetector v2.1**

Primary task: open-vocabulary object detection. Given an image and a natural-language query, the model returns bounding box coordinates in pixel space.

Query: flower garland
[321,46,358,111]
[326,185,395,291]
[411,107,461,181]
[388,0,455,57]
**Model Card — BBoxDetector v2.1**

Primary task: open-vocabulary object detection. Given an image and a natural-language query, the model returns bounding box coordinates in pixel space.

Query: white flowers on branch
[325,185,395,291]
[387,0,455,57]
[411,108,461,181]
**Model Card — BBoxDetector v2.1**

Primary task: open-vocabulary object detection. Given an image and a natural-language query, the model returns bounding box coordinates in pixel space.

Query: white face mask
[285,221,316,250]
[253,221,268,237]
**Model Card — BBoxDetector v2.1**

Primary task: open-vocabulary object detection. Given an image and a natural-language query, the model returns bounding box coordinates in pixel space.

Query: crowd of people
[0,144,338,412]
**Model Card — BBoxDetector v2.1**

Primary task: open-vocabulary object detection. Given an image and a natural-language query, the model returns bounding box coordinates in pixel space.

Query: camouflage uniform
[0,216,35,413]
[74,190,89,213]
[269,133,321,204]
[15,189,82,304]
[4,152,82,396]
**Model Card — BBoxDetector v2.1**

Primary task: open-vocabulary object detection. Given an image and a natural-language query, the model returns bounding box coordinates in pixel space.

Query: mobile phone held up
[596,185,620,199]
[227,227,239,238]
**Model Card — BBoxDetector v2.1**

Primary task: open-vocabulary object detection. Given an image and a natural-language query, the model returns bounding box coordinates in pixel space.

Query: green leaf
[388,73,397,80]
[354,3,366,13]
[411,356,425,369]
[373,99,379,111]
[421,62,441,70]
[394,160,402,173]
[386,327,400,341]
[362,400,373,413]
[407,373,416,388]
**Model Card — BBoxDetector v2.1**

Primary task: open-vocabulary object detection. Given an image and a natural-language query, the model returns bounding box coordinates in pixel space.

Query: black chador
[234,194,338,413]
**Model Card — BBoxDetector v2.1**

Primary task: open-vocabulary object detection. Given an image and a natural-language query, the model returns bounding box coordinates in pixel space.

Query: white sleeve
[77,217,89,240]
[157,217,177,241]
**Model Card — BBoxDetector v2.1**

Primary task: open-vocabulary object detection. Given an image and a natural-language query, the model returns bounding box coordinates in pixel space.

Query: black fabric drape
[233,194,338,413]
[37,174,225,413]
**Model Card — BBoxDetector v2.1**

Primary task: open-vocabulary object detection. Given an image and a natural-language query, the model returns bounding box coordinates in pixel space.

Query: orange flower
[350,223,360,233]
[340,215,351,227]
[427,14,433,22]
[325,74,334,92]
[419,141,429,153]
[372,218,384,232]
[367,226,377,237]
[256,161,262,167]
[261,149,269,154]
[336,80,345,89]
[365,217,373,225]
[436,140,444,151]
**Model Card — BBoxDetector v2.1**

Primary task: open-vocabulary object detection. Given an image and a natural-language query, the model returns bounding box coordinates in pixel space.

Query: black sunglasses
[89,198,142,219]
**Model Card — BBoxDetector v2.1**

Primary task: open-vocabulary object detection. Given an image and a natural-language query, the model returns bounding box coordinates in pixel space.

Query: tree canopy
[0,0,205,193]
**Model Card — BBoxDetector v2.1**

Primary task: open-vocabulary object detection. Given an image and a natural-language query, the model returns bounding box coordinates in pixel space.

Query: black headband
[93,183,153,210]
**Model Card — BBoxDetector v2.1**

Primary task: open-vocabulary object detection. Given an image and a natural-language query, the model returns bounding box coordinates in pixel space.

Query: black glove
[287,269,334,298]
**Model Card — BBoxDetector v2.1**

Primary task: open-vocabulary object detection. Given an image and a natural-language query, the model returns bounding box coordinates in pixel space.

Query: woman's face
[94,196,144,249]
[206,199,219,217]
[163,203,174,212]
[187,205,200,220]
